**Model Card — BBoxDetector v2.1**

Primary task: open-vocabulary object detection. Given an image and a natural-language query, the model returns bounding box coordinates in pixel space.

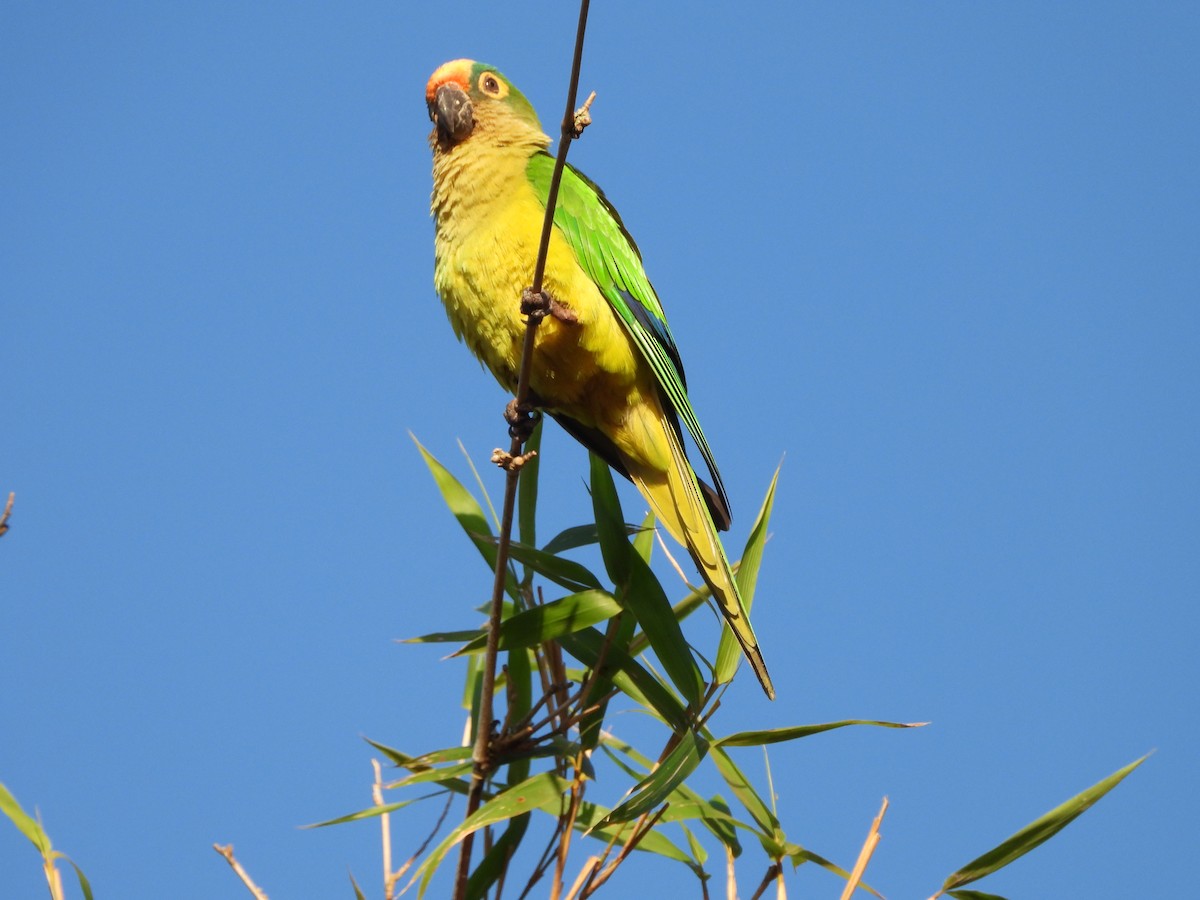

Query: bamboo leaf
[710,746,783,850]
[466,812,530,900]
[500,540,603,592]
[559,628,688,731]
[411,434,518,597]
[303,799,422,828]
[715,719,926,747]
[590,452,633,587]
[517,419,542,551]
[570,799,693,864]
[595,730,710,828]
[589,455,704,705]
[936,754,1149,897]
[785,843,881,898]
[541,522,642,555]
[64,856,95,900]
[416,772,570,897]
[401,629,483,645]
[453,590,620,655]
[947,891,1010,900]
[0,782,51,855]
[715,464,779,683]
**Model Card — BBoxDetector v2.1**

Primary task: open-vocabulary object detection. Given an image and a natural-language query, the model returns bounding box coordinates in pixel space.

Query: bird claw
[504,399,541,442]
[521,288,578,325]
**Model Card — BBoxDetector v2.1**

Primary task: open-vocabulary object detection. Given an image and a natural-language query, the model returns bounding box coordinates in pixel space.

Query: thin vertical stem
[452,3,592,898]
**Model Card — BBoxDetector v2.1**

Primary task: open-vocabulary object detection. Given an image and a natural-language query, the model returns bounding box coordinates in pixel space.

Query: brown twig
[747,863,782,900]
[213,844,270,900]
[453,2,593,897]
[580,805,670,897]
[0,492,14,538]
[839,796,888,900]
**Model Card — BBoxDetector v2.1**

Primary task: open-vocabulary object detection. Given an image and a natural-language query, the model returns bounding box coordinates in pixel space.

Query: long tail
[623,415,775,700]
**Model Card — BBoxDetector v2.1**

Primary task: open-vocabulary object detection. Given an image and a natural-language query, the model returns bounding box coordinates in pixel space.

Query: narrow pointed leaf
[937,754,1149,896]
[715,465,779,683]
[590,452,633,587]
[453,590,620,655]
[711,746,782,847]
[466,812,530,900]
[948,891,1010,900]
[559,627,688,731]
[623,552,705,705]
[303,799,422,828]
[541,522,642,555]
[596,730,710,828]
[416,773,570,897]
[401,629,483,645]
[64,857,95,900]
[570,799,693,863]
[412,435,519,597]
[0,783,51,854]
[716,719,926,747]
[517,419,542,550]
[589,455,704,705]
[785,843,881,898]
[499,540,603,592]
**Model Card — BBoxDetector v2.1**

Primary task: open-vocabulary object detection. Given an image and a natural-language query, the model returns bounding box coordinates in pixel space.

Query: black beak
[431,82,474,144]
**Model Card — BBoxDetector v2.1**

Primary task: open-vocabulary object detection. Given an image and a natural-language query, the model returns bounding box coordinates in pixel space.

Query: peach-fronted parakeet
[425,59,774,699]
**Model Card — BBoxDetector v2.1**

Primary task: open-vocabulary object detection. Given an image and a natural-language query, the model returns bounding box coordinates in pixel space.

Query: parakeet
[425,59,774,700]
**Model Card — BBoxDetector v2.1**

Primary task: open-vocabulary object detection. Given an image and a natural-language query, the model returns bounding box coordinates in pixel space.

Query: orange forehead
[425,59,473,104]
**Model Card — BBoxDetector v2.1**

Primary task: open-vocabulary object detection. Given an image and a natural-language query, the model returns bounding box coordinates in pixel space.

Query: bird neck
[429,127,549,236]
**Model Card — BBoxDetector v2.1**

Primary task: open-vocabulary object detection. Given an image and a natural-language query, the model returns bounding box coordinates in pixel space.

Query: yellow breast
[432,151,642,429]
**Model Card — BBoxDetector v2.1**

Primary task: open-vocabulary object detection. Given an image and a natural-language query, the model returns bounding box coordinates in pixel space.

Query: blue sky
[3,2,1197,897]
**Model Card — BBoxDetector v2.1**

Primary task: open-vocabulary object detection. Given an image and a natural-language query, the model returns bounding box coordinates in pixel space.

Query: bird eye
[480,73,502,95]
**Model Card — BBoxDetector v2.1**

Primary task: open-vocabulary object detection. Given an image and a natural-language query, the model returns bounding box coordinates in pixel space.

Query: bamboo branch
[452,2,594,897]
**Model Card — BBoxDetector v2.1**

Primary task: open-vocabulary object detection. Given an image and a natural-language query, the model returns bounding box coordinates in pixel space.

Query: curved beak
[430,82,474,144]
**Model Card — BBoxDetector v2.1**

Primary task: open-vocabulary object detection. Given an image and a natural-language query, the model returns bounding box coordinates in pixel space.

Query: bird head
[426,59,545,150]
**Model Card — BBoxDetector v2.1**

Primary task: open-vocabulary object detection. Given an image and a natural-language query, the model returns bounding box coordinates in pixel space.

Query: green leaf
[303,799,422,828]
[632,510,656,562]
[412,434,518,597]
[416,773,570,897]
[541,522,643,555]
[715,464,778,683]
[936,754,1150,897]
[947,891,1010,900]
[63,856,95,900]
[466,812,530,900]
[710,747,783,850]
[0,782,51,855]
[455,590,619,655]
[517,419,542,551]
[349,870,367,900]
[401,629,482,644]
[784,843,880,897]
[577,612,635,750]
[570,799,693,864]
[595,730,710,828]
[500,540,603,592]
[590,452,633,588]
[715,719,926,747]
[559,627,688,731]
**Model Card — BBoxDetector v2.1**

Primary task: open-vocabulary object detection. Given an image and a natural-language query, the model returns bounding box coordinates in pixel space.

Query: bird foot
[521,288,578,324]
[503,398,542,442]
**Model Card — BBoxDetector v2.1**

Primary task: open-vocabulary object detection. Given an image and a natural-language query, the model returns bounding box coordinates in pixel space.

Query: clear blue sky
[3,2,1196,897]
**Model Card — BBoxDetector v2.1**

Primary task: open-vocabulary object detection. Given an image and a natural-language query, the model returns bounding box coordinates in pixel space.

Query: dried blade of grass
[839,797,888,900]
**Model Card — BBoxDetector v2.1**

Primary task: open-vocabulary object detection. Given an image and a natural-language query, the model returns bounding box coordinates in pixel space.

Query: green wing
[526,152,731,525]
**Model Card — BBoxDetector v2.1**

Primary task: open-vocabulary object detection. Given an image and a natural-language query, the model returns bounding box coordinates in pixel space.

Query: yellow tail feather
[624,417,775,700]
